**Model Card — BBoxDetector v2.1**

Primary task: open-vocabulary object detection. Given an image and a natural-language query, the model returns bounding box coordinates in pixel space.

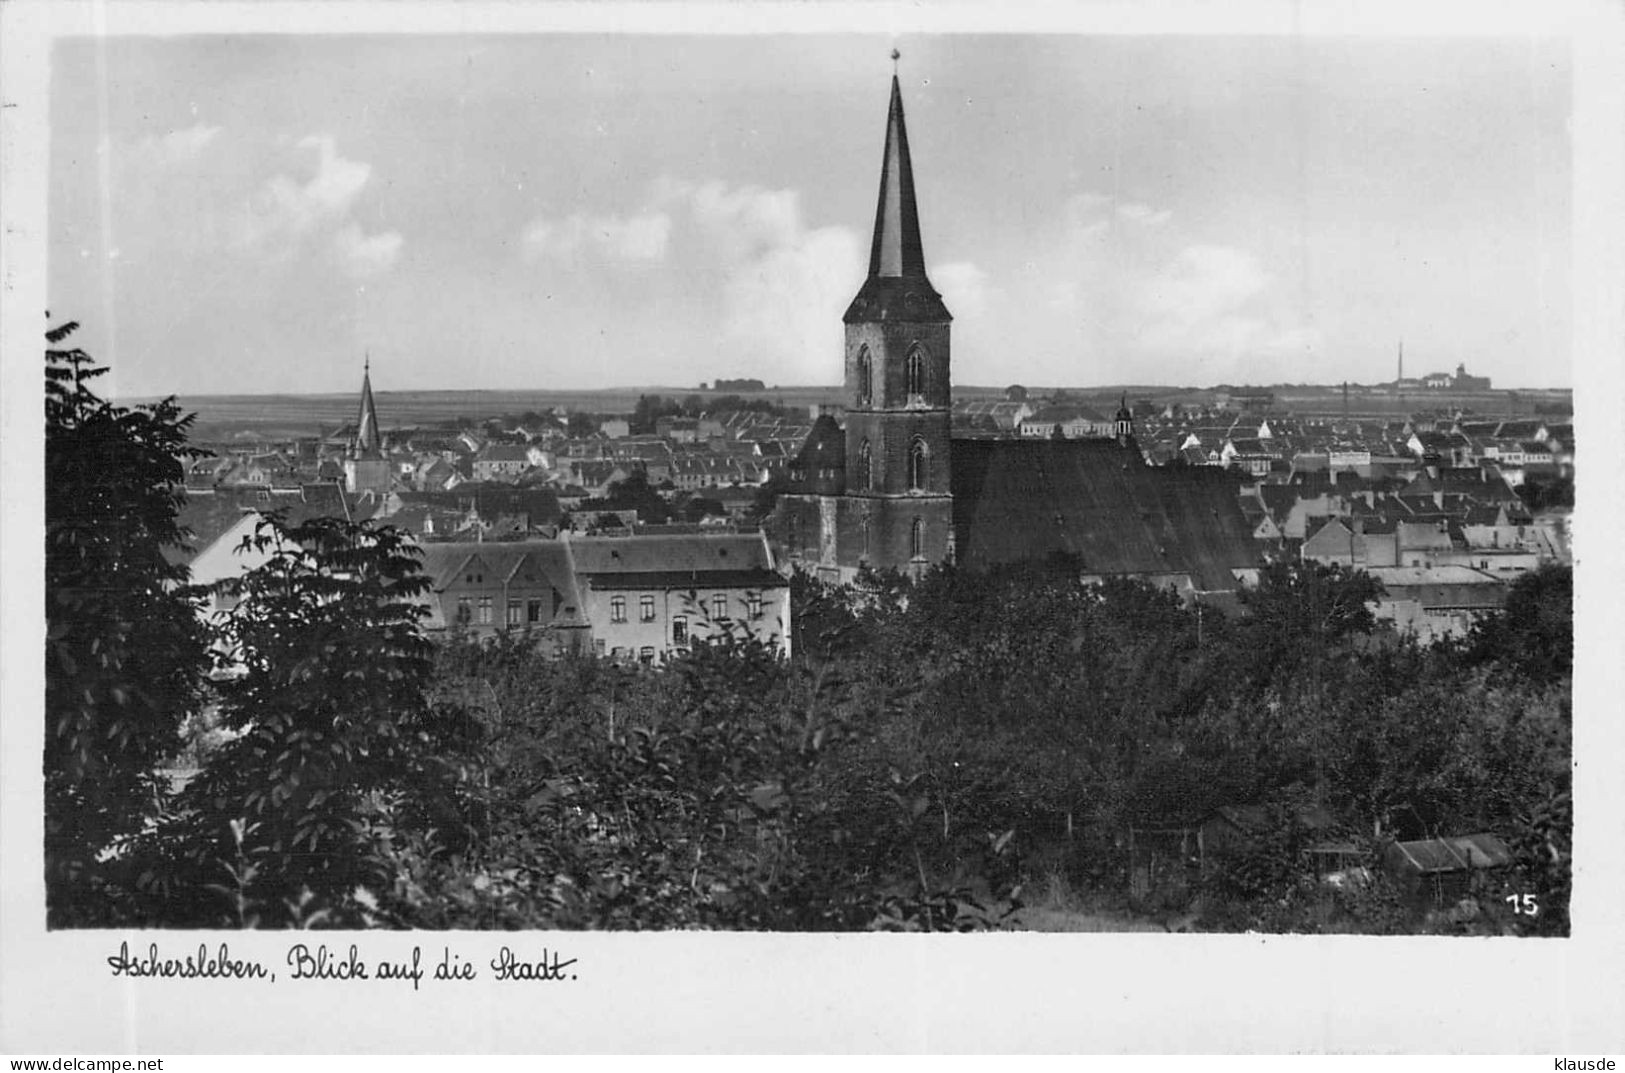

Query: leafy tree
[1465,563,1571,685]
[1236,561,1384,681]
[681,496,725,523]
[162,513,481,916]
[565,411,599,438]
[44,321,212,924]
[630,393,682,435]
[579,470,672,523]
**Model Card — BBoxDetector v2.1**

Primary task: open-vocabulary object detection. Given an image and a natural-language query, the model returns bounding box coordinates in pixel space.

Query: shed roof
[1387,834,1511,874]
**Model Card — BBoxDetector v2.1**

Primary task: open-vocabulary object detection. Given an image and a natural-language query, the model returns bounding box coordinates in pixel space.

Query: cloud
[990,193,1319,386]
[1140,245,1270,325]
[125,123,222,168]
[932,261,991,320]
[684,182,859,383]
[1116,202,1172,226]
[716,223,861,384]
[685,181,802,260]
[521,210,671,264]
[518,178,861,383]
[236,135,401,274]
[332,223,403,278]
[1135,245,1320,376]
[1065,191,1114,225]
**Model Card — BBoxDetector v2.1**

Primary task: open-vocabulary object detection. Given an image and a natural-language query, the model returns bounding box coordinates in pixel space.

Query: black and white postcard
[2,0,1622,1056]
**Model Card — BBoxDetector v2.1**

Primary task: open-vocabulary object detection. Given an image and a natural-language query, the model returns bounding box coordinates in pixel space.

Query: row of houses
[186,514,791,665]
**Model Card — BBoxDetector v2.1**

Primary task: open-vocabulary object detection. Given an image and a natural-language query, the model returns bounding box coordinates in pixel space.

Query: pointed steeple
[869,74,928,279]
[844,65,950,324]
[354,354,382,457]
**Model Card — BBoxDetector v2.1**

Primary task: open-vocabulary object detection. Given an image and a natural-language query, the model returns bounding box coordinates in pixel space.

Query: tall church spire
[868,73,928,280]
[845,66,949,324]
[354,355,382,457]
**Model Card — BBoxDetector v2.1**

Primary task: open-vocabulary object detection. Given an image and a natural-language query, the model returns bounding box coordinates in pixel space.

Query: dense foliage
[149,515,484,922]
[44,323,212,925]
[44,332,1574,934]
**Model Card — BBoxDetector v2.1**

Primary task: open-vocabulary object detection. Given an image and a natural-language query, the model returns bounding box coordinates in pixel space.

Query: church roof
[843,75,950,324]
[788,414,846,494]
[949,439,1260,591]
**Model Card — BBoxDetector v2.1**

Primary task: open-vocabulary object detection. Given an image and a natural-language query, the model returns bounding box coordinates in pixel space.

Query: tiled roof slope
[568,532,774,577]
[950,439,1260,591]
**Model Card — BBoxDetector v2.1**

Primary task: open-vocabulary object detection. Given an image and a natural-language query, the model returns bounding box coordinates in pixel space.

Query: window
[857,438,872,490]
[456,597,472,625]
[911,517,924,559]
[712,593,728,620]
[856,345,872,407]
[908,438,930,490]
[507,600,523,626]
[639,646,656,664]
[905,344,926,398]
[478,596,493,625]
[594,639,606,655]
[610,596,627,623]
[748,593,764,619]
[672,615,689,646]
[640,594,656,622]
[527,599,543,624]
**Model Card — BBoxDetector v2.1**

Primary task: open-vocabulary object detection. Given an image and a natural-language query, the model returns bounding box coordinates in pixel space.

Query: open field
[124,383,1572,441]
[141,386,845,439]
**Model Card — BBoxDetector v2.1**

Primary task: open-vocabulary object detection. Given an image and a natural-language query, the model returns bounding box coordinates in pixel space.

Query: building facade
[413,532,790,661]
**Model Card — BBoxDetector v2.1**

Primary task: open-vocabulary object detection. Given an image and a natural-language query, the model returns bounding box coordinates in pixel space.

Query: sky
[47,32,1573,397]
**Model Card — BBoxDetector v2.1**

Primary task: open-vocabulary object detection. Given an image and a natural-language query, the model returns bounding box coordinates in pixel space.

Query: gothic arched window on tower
[908,437,930,491]
[911,517,925,559]
[857,438,872,490]
[856,346,873,408]
[905,344,926,402]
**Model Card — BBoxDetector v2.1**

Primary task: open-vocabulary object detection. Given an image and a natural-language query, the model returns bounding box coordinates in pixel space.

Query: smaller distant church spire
[354,352,382,458]
[344,354,391,497]
[1115,392,1136,446]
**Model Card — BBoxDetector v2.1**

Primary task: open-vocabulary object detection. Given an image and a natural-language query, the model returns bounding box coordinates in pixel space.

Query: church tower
[343,356,392,497]
[840,71,954,574]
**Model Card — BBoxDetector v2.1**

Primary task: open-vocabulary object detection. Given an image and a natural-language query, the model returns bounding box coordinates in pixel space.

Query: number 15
[1505,893,1540,916]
